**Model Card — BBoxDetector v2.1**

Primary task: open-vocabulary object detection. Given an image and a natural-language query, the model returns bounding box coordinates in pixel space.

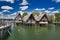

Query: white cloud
[52,10,59,13]
[0,0,14,3]
[1,6,13,10]
[10,11,24,16]
[52,0,60,2]
[35,8,40,10]
[44,10,51,13]
[0,10,9,14]
[10,12,17,15]
[0,11,4,16]
[0,12,3,14]
[20,6,28,10]
[35,8,45,11]
[18,11,24,15]
[0,6,13,14]
[7,11,24,18]
[3,10,10,12]
[7,11,24,17]
[48,7,54,10]
[20,0,29,5]
[34,7,60,14]
[7,12,17,19]
[27,12,32,14]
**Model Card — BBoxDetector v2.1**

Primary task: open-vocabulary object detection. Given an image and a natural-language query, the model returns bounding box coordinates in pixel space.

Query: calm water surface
[6,24,60,40]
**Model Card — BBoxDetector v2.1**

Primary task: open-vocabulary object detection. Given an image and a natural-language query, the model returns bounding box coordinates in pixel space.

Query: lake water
[1,24,60,40]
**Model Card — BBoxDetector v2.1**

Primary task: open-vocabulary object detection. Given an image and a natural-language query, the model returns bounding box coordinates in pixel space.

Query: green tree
[22,12,28,17]
[42,12,48,14]
[32,12,39,16]
[47,14,55,22]
[55,13,60,22]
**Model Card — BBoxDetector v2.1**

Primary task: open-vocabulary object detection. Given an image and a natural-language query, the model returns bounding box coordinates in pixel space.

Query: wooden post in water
[1,29,3,40]
[11,22,14,31]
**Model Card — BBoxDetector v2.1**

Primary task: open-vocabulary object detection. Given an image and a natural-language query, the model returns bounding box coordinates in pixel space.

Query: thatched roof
[15,13,21,19]
[23,13,36,22]
[34,13,48,21]
[23,13,49,22]
[16,13,21,17]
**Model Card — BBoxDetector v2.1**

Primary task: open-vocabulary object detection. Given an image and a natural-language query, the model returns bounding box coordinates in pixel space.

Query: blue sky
[0,0,60,15]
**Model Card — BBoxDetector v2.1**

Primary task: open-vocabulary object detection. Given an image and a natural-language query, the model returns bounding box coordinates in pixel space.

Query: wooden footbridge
[53,22,60,25]
[0,23,11,40]
[0,23,11,30]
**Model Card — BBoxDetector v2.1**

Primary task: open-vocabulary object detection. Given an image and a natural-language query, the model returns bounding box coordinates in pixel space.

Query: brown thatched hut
[15,13,22,23]
[35,13,50,24]
[22,14,36,24]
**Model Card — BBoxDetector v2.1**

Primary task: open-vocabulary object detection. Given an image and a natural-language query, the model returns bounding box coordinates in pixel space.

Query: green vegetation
[32,12,39,15]
[42,12,47,14]
[47,14,55,22]
[55,13,60,22]
[22,12,28,17]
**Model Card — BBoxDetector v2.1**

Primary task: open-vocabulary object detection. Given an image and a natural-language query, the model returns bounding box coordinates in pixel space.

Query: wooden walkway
[53,22,60,24]
[3,21,49,24]
[0,23,11,30]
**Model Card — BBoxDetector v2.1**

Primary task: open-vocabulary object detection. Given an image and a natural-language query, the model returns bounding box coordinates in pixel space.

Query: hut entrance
[27,14,36,24]
[39,14,49,24]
